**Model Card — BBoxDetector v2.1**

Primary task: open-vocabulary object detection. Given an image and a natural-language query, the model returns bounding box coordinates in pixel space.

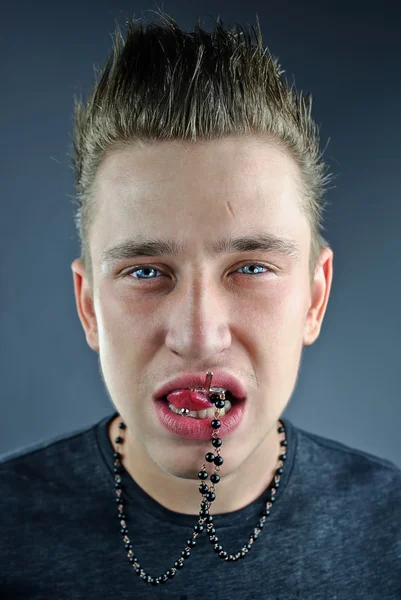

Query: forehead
[90,136,309,260]
[95,136,300,200]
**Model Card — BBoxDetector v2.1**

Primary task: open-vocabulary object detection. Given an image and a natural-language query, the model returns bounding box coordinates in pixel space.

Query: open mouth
[155,388,246,439]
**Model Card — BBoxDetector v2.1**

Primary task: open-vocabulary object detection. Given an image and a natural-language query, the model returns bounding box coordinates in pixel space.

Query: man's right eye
[124,266,164,280]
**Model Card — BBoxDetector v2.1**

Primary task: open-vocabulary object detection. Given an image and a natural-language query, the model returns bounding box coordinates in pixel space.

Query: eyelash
[123,263,275,281]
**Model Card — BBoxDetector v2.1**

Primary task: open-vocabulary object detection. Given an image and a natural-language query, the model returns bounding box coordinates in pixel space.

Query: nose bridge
[165,268,231,358]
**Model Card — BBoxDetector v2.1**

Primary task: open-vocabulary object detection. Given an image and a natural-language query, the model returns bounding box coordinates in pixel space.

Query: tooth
[168,400,232,419]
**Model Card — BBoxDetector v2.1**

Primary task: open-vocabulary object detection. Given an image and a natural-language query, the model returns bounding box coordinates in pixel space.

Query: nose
[164,273,232,360]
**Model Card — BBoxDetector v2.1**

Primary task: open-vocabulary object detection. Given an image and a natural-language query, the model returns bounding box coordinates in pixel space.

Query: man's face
[72,135,332,478]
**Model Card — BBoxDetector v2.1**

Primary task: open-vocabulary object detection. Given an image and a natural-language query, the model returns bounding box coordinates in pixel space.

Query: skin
[71,135,333,516]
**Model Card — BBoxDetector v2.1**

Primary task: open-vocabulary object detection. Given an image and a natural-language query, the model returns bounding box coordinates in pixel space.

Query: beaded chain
[112,372,288,586]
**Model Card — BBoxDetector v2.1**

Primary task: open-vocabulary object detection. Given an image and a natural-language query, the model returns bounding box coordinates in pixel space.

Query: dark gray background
[1,1,400,465]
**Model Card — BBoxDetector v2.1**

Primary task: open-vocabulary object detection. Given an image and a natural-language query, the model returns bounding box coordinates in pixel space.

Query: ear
[303,247,333,346]
[71,259,99,352]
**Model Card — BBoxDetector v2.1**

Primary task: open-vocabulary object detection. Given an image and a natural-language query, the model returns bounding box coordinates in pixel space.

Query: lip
[153,371,247,404]
[155,398,246,440]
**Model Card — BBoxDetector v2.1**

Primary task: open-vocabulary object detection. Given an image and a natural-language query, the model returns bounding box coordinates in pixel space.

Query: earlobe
[303,248,333,347]
[71,259,99,352]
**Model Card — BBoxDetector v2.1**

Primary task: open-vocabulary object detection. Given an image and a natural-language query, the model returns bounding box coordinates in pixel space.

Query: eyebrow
[100,233,301,269]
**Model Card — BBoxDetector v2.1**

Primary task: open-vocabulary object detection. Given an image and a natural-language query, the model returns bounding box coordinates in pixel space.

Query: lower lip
[154,398,246,440]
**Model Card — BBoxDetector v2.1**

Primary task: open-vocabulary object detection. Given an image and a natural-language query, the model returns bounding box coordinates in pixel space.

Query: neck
[108,415,282,516]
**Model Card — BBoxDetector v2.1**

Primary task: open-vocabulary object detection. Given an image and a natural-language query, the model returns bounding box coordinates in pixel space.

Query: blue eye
[129,267,162,280]
[126,263,272,281]
[238,264,268,275]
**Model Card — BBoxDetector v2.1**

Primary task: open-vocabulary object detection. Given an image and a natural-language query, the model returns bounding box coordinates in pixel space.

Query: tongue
[166,389,216,411]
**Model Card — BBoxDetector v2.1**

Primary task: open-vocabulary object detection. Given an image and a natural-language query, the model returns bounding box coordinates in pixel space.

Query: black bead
[118,514,126,520]
[210,473,220,484]
[278,426,285,433]
[205,515,213,523]
[219,551,228,559]
[114,482,121,488]
[262,508,270,517]
[211,419,221,429]
[205,452,215,462]
[113,452,120,458]
[213,544,223,553]
[187,539,196,547]
[207,527,216,536]
[115,437,123,444]
[161,574,168,583]
[174,561,184,569]
[199,483,209,494]
[206,492,216,502]
[199,508,209,517]
[210,535,218,543]
[166,570,176,578]
[214,456,223,466]
[118,422,127,429]
[194,523,204,533]
[151,578,159,586]
[210,393,220,404]
[212,437,222,448]
[279,453,287,461]
[281,439,288,446]
[215,399,225,409]
[120,528,128,535]
[181,550,191,558]
[276,467,283,475]
[198,470,208,480]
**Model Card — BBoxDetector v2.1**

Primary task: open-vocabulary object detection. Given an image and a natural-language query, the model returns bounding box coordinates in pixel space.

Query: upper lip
[153,371,247,403]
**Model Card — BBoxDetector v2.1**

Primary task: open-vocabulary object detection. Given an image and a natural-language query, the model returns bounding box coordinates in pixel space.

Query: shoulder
[0,420,101,504]
[292,421,401,507]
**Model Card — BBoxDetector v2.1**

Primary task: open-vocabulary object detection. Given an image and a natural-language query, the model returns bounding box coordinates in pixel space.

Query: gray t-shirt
[1,412,400,599]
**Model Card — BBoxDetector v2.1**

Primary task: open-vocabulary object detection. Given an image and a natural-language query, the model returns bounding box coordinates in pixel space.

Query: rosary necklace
[112,371,288,586]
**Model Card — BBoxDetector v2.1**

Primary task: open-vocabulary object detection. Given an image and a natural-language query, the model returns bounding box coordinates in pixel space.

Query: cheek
[242,286,308,383]
[94,287,151,371]
[96,282,146,333]
[243,280,306,333]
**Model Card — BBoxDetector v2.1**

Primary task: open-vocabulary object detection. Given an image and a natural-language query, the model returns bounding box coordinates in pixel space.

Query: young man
[1,10,400,599]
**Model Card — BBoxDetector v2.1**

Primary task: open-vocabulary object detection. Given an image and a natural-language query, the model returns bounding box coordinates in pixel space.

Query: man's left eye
[238,264,270,275]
